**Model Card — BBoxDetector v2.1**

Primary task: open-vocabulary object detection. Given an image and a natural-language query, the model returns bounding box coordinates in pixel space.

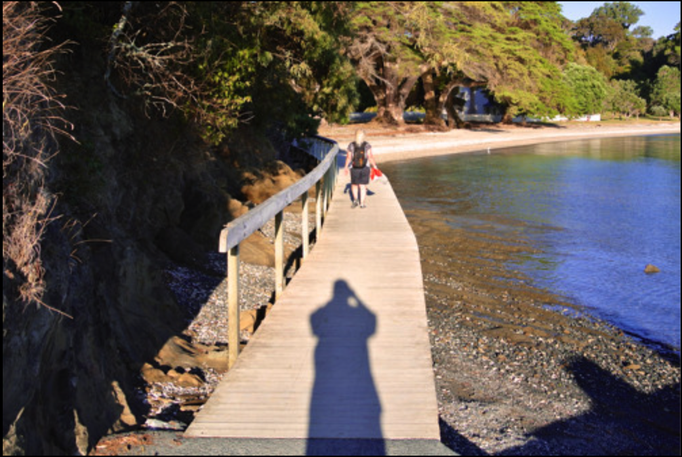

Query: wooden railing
[219,135,340,368]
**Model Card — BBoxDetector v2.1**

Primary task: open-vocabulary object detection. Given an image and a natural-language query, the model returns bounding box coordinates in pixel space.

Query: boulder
[109,381,138,431]
[155,336,201,368]
[644,264,660,274]
[240,161,303,204]
[239,230,275,267]
[176,372,204,388]
[228,196,249,219]
[195,349,229,373]
[140,363,168,384]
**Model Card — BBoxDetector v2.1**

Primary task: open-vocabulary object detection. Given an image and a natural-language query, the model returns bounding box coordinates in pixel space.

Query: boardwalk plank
[185,169,440,440]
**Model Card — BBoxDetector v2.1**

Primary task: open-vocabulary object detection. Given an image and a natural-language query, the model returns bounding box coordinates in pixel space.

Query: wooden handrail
[220,135,340,368]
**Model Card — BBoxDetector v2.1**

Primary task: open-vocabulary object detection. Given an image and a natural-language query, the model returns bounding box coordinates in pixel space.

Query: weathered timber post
[322,174,329,218]
[275,210,284,299]
[315,180,322,240]
[217,136,338,369]
[301,191,309,259]
[227,244,240,369]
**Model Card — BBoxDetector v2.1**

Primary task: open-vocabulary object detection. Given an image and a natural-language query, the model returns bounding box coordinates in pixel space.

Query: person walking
[344,129,378,209]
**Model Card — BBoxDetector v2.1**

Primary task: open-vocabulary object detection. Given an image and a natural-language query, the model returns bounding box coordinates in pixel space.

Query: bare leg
[360,185,367,206]
[350,184,360,208]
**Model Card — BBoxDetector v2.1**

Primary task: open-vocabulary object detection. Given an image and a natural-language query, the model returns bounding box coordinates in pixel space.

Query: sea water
[381,134,681,352]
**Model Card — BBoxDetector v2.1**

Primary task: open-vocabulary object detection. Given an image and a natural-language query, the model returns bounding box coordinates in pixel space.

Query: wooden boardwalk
[185,169,440,440]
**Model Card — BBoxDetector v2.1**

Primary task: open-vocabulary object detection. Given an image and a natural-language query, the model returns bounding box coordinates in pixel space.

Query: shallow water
[381,134,681,351]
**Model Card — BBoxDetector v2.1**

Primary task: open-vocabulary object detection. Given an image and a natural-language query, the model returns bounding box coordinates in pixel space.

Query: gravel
[104,197,680,456]
[165,207,313,346]
[413,211,681,455]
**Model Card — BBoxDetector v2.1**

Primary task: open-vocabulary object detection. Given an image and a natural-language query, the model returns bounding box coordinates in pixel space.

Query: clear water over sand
[382,134,681,351]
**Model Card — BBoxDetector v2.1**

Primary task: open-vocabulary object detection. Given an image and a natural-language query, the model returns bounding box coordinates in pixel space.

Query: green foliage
[655,22,681,67]
[651,65,681,116]
[475,2,575,117]
[563,63,609,116]
[184,2,357,143]
[593,2,643,30]
[64,2,356,145]
[605,79,646,118]
[569,1,656,80]
[347,2,576,124]
[649,105,668,119]
[51,1,677,141]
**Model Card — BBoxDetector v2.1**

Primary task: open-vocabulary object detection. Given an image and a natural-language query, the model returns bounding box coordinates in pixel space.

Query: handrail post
[315,180,322,240]
[327,167,333,212]
[220,136,338,369]
[326,166,333,212]
[275,210,284,299]
[301,191,309,259]
[322,173,328,218]
[228,244,240,369]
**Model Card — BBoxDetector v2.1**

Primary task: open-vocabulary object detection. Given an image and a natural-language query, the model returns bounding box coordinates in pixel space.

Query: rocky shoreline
[411,212,680,455]
[96,188,680,457]
[93,122,680,455]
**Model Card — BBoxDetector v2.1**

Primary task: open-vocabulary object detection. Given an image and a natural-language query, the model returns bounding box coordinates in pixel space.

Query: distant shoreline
[319,120,681,163]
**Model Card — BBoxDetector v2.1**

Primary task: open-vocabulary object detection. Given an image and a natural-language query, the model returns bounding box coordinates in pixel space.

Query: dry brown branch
[105,2,201,117]
[3,1,73,316]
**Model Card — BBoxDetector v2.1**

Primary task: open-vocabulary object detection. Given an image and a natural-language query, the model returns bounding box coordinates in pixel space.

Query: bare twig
[3,1,73,314]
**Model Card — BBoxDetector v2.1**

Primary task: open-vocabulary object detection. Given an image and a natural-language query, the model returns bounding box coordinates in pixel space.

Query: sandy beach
[319,120,681,162]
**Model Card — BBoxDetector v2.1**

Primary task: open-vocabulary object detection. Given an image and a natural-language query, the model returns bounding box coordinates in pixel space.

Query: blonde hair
[355,129,366,145]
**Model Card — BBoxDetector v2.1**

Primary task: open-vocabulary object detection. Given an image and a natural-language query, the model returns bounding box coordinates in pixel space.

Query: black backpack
[350,141,368,168]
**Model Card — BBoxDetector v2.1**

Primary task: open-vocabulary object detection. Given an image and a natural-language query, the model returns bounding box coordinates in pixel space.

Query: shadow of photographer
[306,280,385,455]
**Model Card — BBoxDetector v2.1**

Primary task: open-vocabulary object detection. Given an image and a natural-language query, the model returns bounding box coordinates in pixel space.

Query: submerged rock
[644,264,661,274]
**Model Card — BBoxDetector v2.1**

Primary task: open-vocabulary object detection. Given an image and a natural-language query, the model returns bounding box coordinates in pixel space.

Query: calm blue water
[382,134,681,352]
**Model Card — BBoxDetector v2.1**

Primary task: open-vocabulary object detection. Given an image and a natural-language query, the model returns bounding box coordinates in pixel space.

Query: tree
[346,2,575,127]
[345,2,434,125]
[594,2,644,30]
[563,63,608,116]
[481,2,575,122]
[103,2,357,143]
[605,79,646,118]
[569,1,653,79]
[427,2,574,126]
[655,22,681,67]
[650,65,681,117]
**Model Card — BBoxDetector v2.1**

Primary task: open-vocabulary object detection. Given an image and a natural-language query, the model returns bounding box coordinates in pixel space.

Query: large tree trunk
[379,78,405,125]
[501,104,515,124]
[444,89,466,129]
[422,70,444,126]
[363,62,423,126]
[431,79,464,129]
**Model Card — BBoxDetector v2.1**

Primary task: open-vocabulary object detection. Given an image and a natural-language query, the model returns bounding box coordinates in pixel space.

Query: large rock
[240,161,304,204]
[154,336,228,374]
[227,196,249,219]
[644,264,660,274]
[240,231,275,267]
[109,381,138,432]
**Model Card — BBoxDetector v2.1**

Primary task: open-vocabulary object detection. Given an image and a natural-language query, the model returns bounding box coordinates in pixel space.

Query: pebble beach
[93,120,680,455]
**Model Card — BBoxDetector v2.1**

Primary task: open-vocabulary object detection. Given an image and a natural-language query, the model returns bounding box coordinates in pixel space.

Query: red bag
[370,167,383,182]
